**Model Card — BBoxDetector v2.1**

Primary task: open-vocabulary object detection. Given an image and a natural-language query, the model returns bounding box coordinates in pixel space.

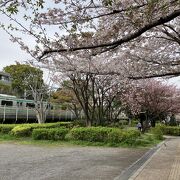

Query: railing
[0,106,75,123]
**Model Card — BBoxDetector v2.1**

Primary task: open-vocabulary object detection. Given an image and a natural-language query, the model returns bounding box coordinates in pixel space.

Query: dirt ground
[0,143,148,180]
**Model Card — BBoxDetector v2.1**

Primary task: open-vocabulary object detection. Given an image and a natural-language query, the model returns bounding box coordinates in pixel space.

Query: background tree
[4,63,51,123]
[0,83,12,94]
[54,72,125,126]
[121,79,180,130]
[51,81,82,119]
[4,63,43,98]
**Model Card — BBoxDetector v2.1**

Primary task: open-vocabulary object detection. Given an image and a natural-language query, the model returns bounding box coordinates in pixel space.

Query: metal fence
[0,106,75,123]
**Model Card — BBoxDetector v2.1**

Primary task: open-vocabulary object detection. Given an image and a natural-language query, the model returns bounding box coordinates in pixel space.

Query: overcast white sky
[0,29,31,70]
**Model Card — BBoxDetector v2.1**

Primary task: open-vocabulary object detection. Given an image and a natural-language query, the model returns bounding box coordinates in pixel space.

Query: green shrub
[68,127,141,144]
[11,125,32,137]
[9,122,73,137]
[152,124,180,136]
[150,126,164,140]
[32,128,69,140]
[109,129,142,145]
[72,119,86,127]
[105,120,128,128]
[108,129,125,143]
[160,126,180,136]
[106,122,124,128]
[130,119,139,127]
[123,129,141,143]
[23,122,73,129]
[0,124,16,134]
[69,127,114,142]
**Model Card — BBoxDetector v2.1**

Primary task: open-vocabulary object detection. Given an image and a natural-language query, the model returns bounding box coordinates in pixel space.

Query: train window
[26,103,35,108]
[1,100,13,106]
[17,102,23,107]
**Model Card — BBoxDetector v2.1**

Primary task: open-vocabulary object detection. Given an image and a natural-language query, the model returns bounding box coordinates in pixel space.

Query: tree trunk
[86,118,92,127]
[36,108,46,124]
[151,119,156,127]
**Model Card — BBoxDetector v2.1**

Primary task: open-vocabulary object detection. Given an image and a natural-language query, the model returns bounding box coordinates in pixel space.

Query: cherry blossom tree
[58,72,126,126]
[0,0,180,79]
[121,79,180,129]
[0,0,180,126]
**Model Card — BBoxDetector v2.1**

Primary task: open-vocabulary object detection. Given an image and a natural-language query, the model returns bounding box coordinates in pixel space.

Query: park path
[129,136,180,180]
[0,143,147,180]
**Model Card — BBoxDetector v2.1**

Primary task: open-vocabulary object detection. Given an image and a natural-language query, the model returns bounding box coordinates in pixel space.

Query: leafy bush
[72,119,86,127]
[150,126,164,140]
[130,119,139,127]
[69,127,114,142]
[153,124,180,136]
[0,124,16,134]
[9,122,73,137]
[123,129,141,143]
[160,126,180,136]
[107,129,125,143]
[68,127,141,144]
[108,129,141,145]
[11,125,32,137]
[32,128,69,140]
[104,120,128,128]
[23,122,73,129]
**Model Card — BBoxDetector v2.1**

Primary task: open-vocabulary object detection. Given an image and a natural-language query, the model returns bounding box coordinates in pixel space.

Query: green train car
[0,94,75,123]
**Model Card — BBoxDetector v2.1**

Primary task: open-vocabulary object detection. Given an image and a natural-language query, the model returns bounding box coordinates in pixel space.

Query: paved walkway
[0,143,147,180]
[129,136,180,180]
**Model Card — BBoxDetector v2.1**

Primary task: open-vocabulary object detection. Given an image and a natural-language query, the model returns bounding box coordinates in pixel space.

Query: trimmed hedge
[22,122,73,129]
[160,125,180,136]
[69,127,114,142]
[10,122,73,137]
[150,125,180,138]
[32,128,69,140]
[68,127,141,143]
[11,125,32,137]
[150,126,164,140]
[0,124,16,134]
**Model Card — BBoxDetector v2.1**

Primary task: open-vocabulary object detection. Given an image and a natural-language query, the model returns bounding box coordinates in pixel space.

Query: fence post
[26,107,29,123]
[15,106,18,123]
[3,105,6,123]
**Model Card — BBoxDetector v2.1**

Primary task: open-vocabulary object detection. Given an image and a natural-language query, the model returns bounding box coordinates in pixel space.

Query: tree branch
[61,68,180,80]
[129,71,180,80]
[39,9,180,59]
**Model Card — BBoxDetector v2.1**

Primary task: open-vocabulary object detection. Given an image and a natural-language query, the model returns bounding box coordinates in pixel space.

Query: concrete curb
[114,140,166,180]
